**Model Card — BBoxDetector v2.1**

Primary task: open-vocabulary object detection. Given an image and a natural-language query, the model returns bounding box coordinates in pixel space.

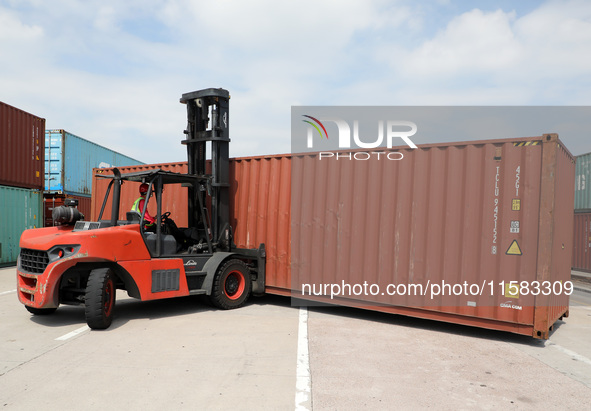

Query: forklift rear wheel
[210,259,251,309]
[85,268,116,329]
[25,306,57,315]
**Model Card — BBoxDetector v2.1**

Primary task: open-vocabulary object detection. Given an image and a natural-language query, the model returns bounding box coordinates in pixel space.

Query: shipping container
[91,134,574,338]
[572,211,591,273]
[45,129,144,195]
[292,134,574,339]
[575,152,591,210]
[0,185,42,266]
[0,102,45,190]
[43,193,92,227]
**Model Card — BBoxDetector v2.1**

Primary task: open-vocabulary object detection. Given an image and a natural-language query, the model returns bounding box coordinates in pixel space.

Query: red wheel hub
[224,271,245,300]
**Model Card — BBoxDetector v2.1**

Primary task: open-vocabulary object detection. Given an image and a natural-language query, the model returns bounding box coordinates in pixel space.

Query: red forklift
[17,88,266,329]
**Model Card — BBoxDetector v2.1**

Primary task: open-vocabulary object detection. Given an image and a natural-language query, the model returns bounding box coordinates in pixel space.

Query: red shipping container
[91,134,574,338]
[572,211,591,273]
[0,102,45,190]
[291,134,574,339]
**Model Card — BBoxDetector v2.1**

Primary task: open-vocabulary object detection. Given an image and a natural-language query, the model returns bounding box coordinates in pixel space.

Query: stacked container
[0,102,45,265]
[0,186,42,265]
[44,129,143,226]
[573,151,591,272]
[0,102,45,189]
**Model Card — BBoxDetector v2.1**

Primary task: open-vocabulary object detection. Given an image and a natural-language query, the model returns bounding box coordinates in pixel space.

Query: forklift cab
[97,168,230,257]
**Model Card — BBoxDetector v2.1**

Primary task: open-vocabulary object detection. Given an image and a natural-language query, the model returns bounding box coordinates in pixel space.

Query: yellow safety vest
[131,197,153,226]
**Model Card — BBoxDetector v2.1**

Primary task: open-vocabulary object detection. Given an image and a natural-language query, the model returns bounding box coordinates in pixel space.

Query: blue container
[45,130,143,195]
[0,185,42,265]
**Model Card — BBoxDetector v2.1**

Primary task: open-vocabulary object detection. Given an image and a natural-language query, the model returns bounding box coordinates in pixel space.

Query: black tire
[85,268,116,329]
[209,259,251,309]
[25,306,57,315]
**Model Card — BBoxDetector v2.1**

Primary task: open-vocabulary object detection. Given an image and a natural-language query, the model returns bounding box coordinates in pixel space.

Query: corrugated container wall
[231,156,292,293]
[572,211,591,273]
[91,134,574,338]
[45,129,144,195]
[0,102,45,190]
[291,134,574,339]
[0,185,42,265]
[575,152,591,210]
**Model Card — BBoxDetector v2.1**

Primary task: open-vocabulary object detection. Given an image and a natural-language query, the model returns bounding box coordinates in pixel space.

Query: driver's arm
[144,209,156,224]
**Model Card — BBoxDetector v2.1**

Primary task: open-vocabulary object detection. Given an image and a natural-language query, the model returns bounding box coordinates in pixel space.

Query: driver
[131,183,156,228]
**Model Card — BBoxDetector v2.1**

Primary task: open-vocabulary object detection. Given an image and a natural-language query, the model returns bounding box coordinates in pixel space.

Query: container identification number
[492,165,501,254]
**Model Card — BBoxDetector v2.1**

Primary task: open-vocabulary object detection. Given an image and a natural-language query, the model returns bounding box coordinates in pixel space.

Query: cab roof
[96,168,208,185]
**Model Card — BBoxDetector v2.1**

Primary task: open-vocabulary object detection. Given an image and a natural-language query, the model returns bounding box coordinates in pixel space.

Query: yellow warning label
[506,240,522,255]
[512,199,521,211]
[505,283,520,298]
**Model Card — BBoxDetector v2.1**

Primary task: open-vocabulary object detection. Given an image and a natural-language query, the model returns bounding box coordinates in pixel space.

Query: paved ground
[1,266,590,410]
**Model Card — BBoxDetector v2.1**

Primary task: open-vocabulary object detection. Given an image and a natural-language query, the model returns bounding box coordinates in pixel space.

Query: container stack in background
[0,102,45,266]
[573,152,591,273]
[1,101,144,266]
[43,130,143,227]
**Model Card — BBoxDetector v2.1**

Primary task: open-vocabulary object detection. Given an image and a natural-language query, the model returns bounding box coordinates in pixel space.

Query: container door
[45,130,64,192]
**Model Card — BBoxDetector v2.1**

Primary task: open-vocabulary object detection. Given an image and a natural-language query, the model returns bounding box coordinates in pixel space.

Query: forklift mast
[180,88,231,250]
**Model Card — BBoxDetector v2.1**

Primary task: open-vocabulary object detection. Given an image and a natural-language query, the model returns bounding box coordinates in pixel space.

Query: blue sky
[1,0,590,164]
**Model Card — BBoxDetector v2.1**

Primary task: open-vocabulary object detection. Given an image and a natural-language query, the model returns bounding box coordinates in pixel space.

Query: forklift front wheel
[210,259,251,309]
[85,268,116,330]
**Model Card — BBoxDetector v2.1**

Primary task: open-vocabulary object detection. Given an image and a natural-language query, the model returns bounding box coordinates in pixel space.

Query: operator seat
[126,211,141,223]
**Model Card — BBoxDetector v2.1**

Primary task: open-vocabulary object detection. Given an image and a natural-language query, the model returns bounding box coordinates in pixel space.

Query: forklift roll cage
[96,169,218,256]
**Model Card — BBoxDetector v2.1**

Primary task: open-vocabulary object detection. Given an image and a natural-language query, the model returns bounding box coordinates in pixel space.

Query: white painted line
[295,306,311,411]
[55,325,90,341]
[545,341,591,366]
[0,289,17,296]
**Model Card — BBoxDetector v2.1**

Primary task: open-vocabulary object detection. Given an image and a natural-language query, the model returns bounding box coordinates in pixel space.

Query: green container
[575,152,591,210]
[0,185,42,265]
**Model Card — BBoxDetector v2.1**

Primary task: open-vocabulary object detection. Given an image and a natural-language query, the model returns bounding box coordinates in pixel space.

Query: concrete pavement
[1,266,591,410]
[572,270,591,294]
[0,267,298,410]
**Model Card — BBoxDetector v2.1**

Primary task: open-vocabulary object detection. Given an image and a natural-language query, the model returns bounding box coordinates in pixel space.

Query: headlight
[48,245,81,262]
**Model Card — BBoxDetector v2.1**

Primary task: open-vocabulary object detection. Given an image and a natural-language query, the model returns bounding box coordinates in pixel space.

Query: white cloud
[0,8,43,40]
[402,9,521,76]
[378,0,591,106]
[513,0,591,76]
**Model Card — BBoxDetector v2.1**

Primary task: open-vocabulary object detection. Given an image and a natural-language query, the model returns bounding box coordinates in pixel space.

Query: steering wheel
[161,211,171,221]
